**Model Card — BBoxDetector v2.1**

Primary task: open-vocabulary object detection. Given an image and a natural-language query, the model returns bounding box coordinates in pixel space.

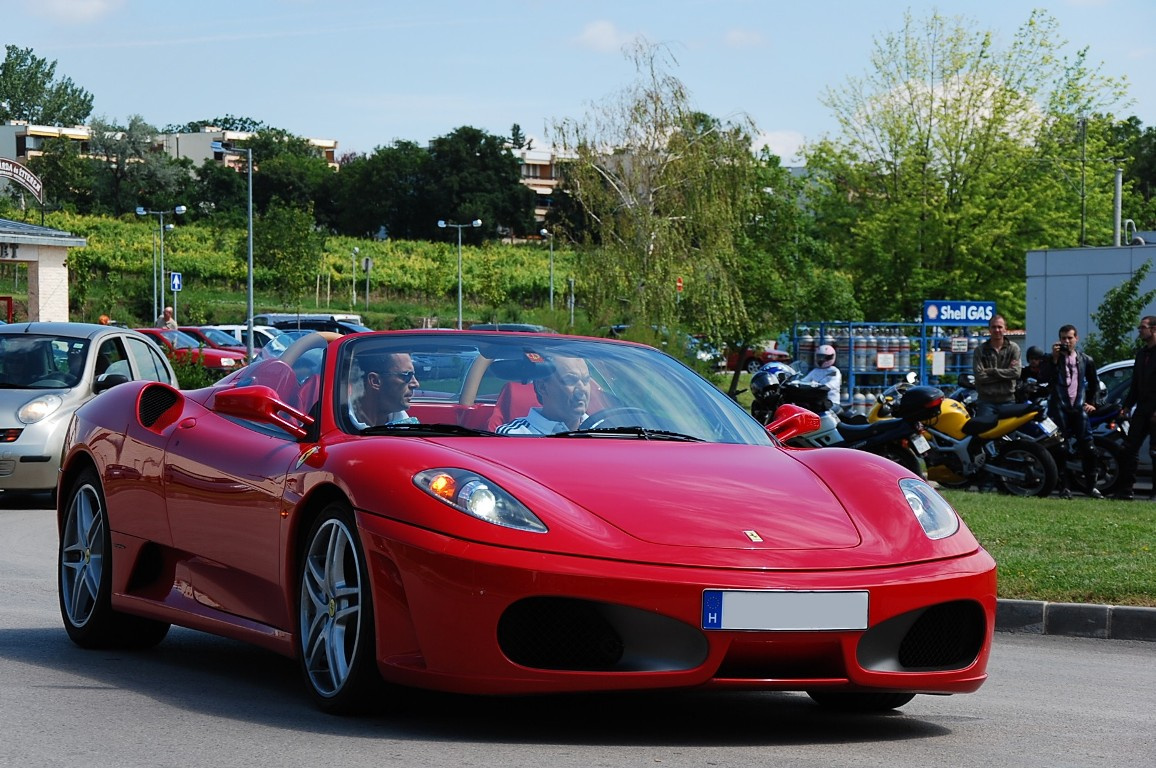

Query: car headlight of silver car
[414,468,547,533]
[899,477,960,540]
[18,394,64,425]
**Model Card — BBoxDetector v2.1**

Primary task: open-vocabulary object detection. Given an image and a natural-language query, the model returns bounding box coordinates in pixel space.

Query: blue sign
[922,300,994,326]
[170,272,183,292]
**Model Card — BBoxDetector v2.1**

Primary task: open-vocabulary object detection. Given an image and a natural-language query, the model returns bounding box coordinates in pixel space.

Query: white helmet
[815,344,836,368]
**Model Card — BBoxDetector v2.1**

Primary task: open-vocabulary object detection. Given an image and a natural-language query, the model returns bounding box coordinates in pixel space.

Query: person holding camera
[1038,324,1102,499]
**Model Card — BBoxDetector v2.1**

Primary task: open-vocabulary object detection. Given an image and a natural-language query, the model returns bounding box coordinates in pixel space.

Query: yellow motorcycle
[869,377,1060,497]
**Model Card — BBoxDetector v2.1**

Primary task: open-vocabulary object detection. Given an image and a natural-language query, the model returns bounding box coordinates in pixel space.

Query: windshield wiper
[359,423,495,437]
[548,426,703,442]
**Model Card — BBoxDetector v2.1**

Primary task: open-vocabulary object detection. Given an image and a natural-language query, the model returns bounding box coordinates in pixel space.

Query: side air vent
[138,385,180,427]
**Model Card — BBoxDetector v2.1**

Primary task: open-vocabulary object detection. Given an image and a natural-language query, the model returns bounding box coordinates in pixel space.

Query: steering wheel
[579,407,655,430]
[32,376,74,388]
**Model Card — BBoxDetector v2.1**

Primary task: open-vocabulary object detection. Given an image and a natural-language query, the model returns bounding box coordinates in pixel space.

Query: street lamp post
[136,205,187,323]
[540,228,554,311]
[438,218,482,329]
[351,247,359,311]
[211,141,254,360]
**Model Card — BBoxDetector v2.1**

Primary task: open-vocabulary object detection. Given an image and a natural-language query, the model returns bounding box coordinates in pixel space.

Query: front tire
[58,468,170,649]
[298,502,380,714]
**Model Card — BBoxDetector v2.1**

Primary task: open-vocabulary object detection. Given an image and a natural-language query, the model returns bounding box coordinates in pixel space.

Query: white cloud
[754,130,805,164]
[31,0,124,24]
[724,28,763,48]
[575,20,634,53]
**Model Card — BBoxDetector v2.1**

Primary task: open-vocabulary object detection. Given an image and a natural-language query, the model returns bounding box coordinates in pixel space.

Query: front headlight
[414,468,547,533]
[18,394,63,425]
[899,478,960,540]
[220,358,236,367]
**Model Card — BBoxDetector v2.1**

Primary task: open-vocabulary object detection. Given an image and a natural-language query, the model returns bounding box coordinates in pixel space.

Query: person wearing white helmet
[801,344,842,411]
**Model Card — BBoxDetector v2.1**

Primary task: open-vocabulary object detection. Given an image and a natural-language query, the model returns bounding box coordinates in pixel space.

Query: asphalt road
[2,498,1154,768]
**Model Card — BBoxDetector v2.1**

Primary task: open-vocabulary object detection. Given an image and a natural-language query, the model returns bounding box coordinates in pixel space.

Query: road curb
[996,598,1156,641]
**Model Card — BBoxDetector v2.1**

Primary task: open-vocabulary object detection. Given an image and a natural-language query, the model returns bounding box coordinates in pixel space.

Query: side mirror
[93,372,129,394]
[765,403,821,443]
[957,373,976,389]
[212,384,314,439]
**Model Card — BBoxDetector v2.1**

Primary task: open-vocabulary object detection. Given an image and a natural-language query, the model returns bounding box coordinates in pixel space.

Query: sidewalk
[996,599,1156,641]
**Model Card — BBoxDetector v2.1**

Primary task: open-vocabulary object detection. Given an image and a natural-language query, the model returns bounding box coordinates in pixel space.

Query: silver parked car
[0,322,178,495]
[1097,358,1150,477]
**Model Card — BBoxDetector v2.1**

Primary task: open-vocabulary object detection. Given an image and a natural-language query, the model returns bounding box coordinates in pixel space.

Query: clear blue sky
[6,0,1154,163]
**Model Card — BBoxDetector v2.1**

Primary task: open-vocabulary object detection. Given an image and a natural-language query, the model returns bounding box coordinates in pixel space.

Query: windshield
[0,334,89,389]
[330,333,771,445]
[157,329,204,350]
[199,327,242,347]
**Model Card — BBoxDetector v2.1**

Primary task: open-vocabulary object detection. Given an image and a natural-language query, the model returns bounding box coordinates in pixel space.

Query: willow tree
[549,41,759,343]
[804,9,1129,325]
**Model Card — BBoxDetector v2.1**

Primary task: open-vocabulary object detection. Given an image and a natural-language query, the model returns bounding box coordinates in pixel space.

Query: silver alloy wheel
[300,516,364,698]
[59,482,105,629]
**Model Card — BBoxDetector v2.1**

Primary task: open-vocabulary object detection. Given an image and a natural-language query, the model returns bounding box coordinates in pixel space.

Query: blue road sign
[170,272,183,292]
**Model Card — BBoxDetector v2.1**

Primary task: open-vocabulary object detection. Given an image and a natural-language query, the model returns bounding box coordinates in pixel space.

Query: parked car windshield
[0,333,89,388]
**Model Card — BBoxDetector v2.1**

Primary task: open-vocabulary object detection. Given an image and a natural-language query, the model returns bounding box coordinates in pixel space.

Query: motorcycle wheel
[1067,436,1124,496]
[870,444,927,479]
[994,439,1058,497]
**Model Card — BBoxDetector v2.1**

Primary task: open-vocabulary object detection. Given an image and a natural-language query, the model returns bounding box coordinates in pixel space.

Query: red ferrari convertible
[57,330,996,714]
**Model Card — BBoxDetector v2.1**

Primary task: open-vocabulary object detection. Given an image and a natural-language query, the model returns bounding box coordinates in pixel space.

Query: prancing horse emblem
[743,530,763,542]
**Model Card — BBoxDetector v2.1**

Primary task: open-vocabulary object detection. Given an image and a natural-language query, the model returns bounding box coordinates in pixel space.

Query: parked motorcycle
[913,379,1059,497]
[750,371,942,477]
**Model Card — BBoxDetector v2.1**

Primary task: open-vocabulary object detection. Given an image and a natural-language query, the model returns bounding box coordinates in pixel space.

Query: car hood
[449,440,862,552]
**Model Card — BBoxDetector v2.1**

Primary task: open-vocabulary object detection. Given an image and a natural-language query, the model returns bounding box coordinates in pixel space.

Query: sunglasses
[383,370,417,382]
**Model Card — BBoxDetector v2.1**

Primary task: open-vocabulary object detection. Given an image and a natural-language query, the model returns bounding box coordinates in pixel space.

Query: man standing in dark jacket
[1115,315,1156,500]
[1039,324,1102,499]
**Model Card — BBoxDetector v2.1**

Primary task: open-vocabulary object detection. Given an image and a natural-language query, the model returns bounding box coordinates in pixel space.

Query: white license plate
[1040,417,1057,433]
[911,434,931,454]
[702,590,869,631]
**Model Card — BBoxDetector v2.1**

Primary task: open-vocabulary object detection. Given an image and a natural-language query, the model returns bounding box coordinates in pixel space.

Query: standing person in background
[1115,315,1156,500]
[1020,345,1045,386]
[157,306,177,330]
[1038,325,1103,500]
[972,314,1021,426]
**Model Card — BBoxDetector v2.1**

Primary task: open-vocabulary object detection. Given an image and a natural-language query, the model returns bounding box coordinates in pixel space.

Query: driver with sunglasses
[350,352,420,428]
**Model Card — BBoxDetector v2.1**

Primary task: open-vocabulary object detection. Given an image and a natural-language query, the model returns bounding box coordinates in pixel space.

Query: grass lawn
[944,490,1156,607]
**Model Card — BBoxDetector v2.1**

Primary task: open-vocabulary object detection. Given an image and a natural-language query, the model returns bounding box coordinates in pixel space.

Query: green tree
[26,137,94,212]
[87,114,178,215]
[322,140,430,239]
[162,115,265,134]
[1084,260,1156,365]
[0,45,93,126]
[1118,117,1156,229]
[422,125,536,240]
[549,41,759,343]
[248,202,325,308]
[804,9,1129,326]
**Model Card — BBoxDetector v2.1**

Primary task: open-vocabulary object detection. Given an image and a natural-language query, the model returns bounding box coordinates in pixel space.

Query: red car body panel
[59,330,996,701]
[135,328,247,370]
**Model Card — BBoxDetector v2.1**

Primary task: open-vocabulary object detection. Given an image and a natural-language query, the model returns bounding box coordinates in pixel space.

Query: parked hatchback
[0,322,178,495]
[135,328,246,378]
